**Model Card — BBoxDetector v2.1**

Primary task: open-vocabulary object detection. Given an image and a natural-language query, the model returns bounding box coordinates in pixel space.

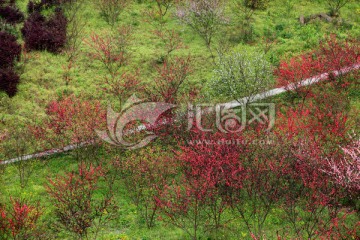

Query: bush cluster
[22,10,67,53]
[0,67,20,97]
[0,5,24,25]
[0,0,69,97]
[0,30,20,68]
[0,31,21,97]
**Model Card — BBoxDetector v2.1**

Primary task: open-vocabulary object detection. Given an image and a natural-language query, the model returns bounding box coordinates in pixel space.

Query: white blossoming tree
[176,0,227,48]
[210,49,274,104]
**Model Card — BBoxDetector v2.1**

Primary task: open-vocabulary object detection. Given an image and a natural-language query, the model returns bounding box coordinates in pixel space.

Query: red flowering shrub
[21,10,67,53]
[86,27,138,108]
[45,163,117,239]
[155,177,216,239]
[155,130,244,238]
[32,94,105,161]
[146,56,192,104]
[45,95,105,144]
[273,80,357,238]
[118,146,179,228]
[318,35,360,74]
[0,198,43,239]
[275,35,360,101]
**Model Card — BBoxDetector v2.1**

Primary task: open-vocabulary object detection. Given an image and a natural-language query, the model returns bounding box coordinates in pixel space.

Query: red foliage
[147,56,193,104]
[273,94,354,238]
[0,198,42,239]
[276,104,348,147]
[155,177,214,239]
[85,27,138,107]
[153,28,184,56]
[86,26,132,70]
[275,54,323,95]
[103,70,141,108]
[155,130,246,237]
[33,95,105,150]
[118,147,179,228]
[318,35,360,74]
[45,163,117,239]
[178,130,244,194]
[275,35,360,98]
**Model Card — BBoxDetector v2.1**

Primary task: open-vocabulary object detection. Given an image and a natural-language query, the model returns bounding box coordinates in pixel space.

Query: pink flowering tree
[176,0,227,48]
[325,137,360,195]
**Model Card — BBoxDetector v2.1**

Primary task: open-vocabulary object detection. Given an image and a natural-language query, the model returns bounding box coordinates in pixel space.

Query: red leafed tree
[155,130,244,239]
[153,28,184,58]
[45,163,117,239]
[46,95,104,144]
[274,102,355,239]
[318,34,360,76]
[155,178,214,239]
[274,54,322,101]
[86,27,140,108]
[147,56,193,104]
[145,56,195,139]
[33,95,105,162]
[102,70,140,109]
[117,146,179,228]
[276,81,350,148]
[87,27,132,72]
[272,69,356,237]
[286,139,339,239]
[227,127,292,238]
[0,198,43,239]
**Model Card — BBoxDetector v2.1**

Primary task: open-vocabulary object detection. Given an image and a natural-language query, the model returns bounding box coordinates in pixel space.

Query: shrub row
[0,31,21,97]
[0,1,22,97]
[0,30,20,68]
[0,3,24,25]
[0,67,20,97]
[0,0,69,97]
[22,10,67,53]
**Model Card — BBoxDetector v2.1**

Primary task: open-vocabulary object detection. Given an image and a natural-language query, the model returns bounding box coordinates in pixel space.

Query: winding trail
[1,64,359,165]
